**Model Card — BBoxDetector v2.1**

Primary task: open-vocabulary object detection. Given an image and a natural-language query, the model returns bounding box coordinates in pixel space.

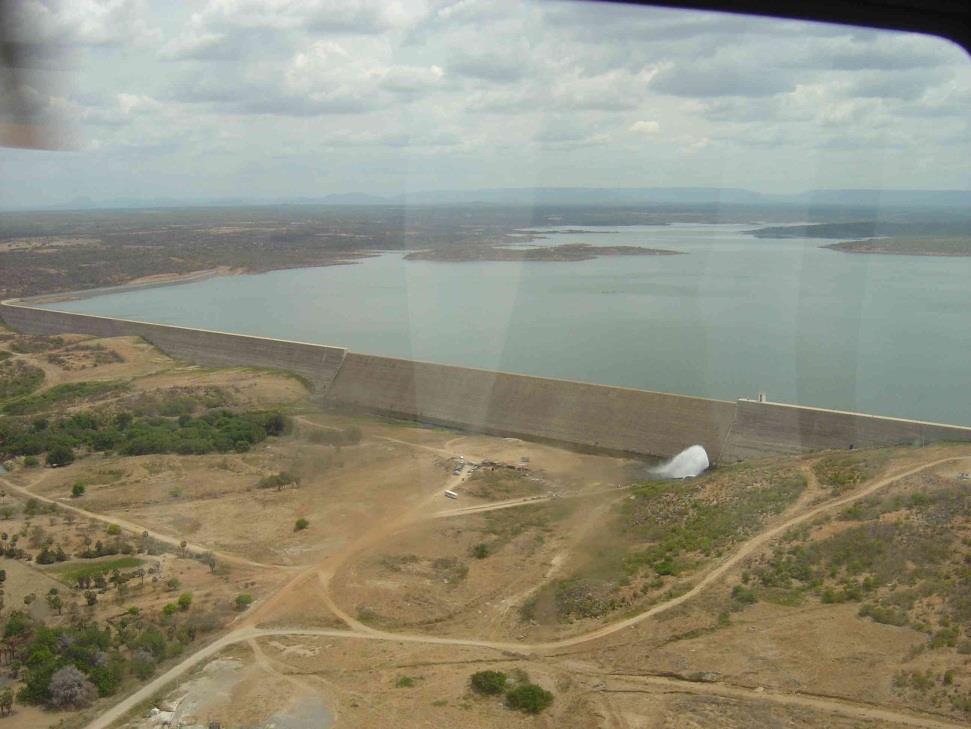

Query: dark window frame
[602,0,971,54]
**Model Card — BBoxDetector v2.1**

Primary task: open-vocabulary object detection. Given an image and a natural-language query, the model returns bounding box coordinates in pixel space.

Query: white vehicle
[444,490,458,499]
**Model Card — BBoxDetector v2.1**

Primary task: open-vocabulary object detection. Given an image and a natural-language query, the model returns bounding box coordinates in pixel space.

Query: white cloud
[2,0,969,205]
[629,120,660,135]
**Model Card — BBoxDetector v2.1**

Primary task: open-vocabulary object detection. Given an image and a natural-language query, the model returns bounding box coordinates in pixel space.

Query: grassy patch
[813,452,888,494]
[740,472,971,644]
[481,499,572,546]
[465,469,544,501]
[3,380,129,415]
[621,467,806,575]
[49,556,144,583]
[379,553,468,584]
[0,360,45,402]
[45,343,124,370]
[8,335,66,353]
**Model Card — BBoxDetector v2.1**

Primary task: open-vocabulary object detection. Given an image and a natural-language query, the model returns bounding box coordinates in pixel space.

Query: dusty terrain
[1,325,971,729]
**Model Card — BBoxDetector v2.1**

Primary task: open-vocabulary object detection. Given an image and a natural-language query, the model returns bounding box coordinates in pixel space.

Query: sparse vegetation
[505,683,553,714]
[45,343,123,370]
[2,380,128,416]
[469,670,507,695]
[465,469,543,501]
[306,425,362,446]
[813,452,888,494]
[257,471,299,489]
[0,360,44,402]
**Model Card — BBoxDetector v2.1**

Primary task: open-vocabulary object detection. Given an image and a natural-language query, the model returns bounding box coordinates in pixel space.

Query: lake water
[40,223,971,426]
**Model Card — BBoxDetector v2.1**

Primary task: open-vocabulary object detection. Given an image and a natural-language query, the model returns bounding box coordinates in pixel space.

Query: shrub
[71,483,85,498]
[730,584,757,609]
[294,518,309,531]
[858,603,908,627]
[177,593,193,611]
[505,683,553,714]
[470,670,507,695]
[23,455,39,467]
[235,593,254,610]
[46,444,74,468]
[0,361,44,400]
[395,676,416,688]
[48,665,97,709]
[470,543,490,559]
[257,471,299,489]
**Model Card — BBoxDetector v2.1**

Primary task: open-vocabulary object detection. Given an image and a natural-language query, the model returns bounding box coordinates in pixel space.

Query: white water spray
[652,445,710,479]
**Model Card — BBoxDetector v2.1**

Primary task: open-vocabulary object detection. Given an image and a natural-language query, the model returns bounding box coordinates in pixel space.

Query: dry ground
[3,327,971,729]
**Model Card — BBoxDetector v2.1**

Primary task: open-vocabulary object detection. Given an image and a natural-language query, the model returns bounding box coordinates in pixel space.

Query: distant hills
[4,187,970,212]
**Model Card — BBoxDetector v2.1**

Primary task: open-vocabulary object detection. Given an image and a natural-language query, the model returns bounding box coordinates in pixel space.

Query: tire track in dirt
[0,474,280,571]
[83,454,970,729]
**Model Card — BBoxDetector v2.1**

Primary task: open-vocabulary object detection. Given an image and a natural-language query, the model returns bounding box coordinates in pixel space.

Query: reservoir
[38,223,971,427]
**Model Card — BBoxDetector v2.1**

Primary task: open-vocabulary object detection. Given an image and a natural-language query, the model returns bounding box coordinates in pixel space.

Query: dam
[3,298,970,461]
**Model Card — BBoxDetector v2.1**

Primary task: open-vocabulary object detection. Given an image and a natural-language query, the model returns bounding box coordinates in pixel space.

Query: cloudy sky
[1,0,969,208]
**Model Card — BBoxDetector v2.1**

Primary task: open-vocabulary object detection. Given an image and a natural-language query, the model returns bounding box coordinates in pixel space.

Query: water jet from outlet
[652,445,709,479]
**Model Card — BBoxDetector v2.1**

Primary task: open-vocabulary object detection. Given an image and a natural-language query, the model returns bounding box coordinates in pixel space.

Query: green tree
[469,670,507,695]
[234,593,253,611]
[177,593,192,611]
[70,483,85,498]
[162,603,177,617]
[45,444,74,468]
[45,590,63,616]
[506,683,553,714]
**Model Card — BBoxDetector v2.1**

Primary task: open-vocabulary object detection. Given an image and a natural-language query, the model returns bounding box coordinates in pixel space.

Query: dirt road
[602,673,968,729]
[0,475,280,571]
[86,622,971,729]
[79,454,969,729]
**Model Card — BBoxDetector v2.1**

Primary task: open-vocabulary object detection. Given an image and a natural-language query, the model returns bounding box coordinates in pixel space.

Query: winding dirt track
[73,454,971,729]
[0,476,279,571]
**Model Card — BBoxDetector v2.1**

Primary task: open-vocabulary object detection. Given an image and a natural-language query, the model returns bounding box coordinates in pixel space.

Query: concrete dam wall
[323,353,739,460]
[0,302,346,389]
[724,399,971,460]
[3,300,970,459]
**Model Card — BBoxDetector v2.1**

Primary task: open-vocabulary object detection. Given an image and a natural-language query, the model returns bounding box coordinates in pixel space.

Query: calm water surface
[41,224,971,426]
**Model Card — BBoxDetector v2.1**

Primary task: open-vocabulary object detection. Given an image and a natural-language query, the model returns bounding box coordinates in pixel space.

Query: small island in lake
[824,237,971,256]
[403,243,682,262]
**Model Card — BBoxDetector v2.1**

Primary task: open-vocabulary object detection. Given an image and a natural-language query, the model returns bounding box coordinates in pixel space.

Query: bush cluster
[469,671,553,714]
[0,408,288,463]
[257,471,299,489]
[4,610,215,708]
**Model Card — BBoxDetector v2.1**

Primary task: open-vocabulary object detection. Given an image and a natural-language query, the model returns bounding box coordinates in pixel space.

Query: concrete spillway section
[3,299,970,460]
